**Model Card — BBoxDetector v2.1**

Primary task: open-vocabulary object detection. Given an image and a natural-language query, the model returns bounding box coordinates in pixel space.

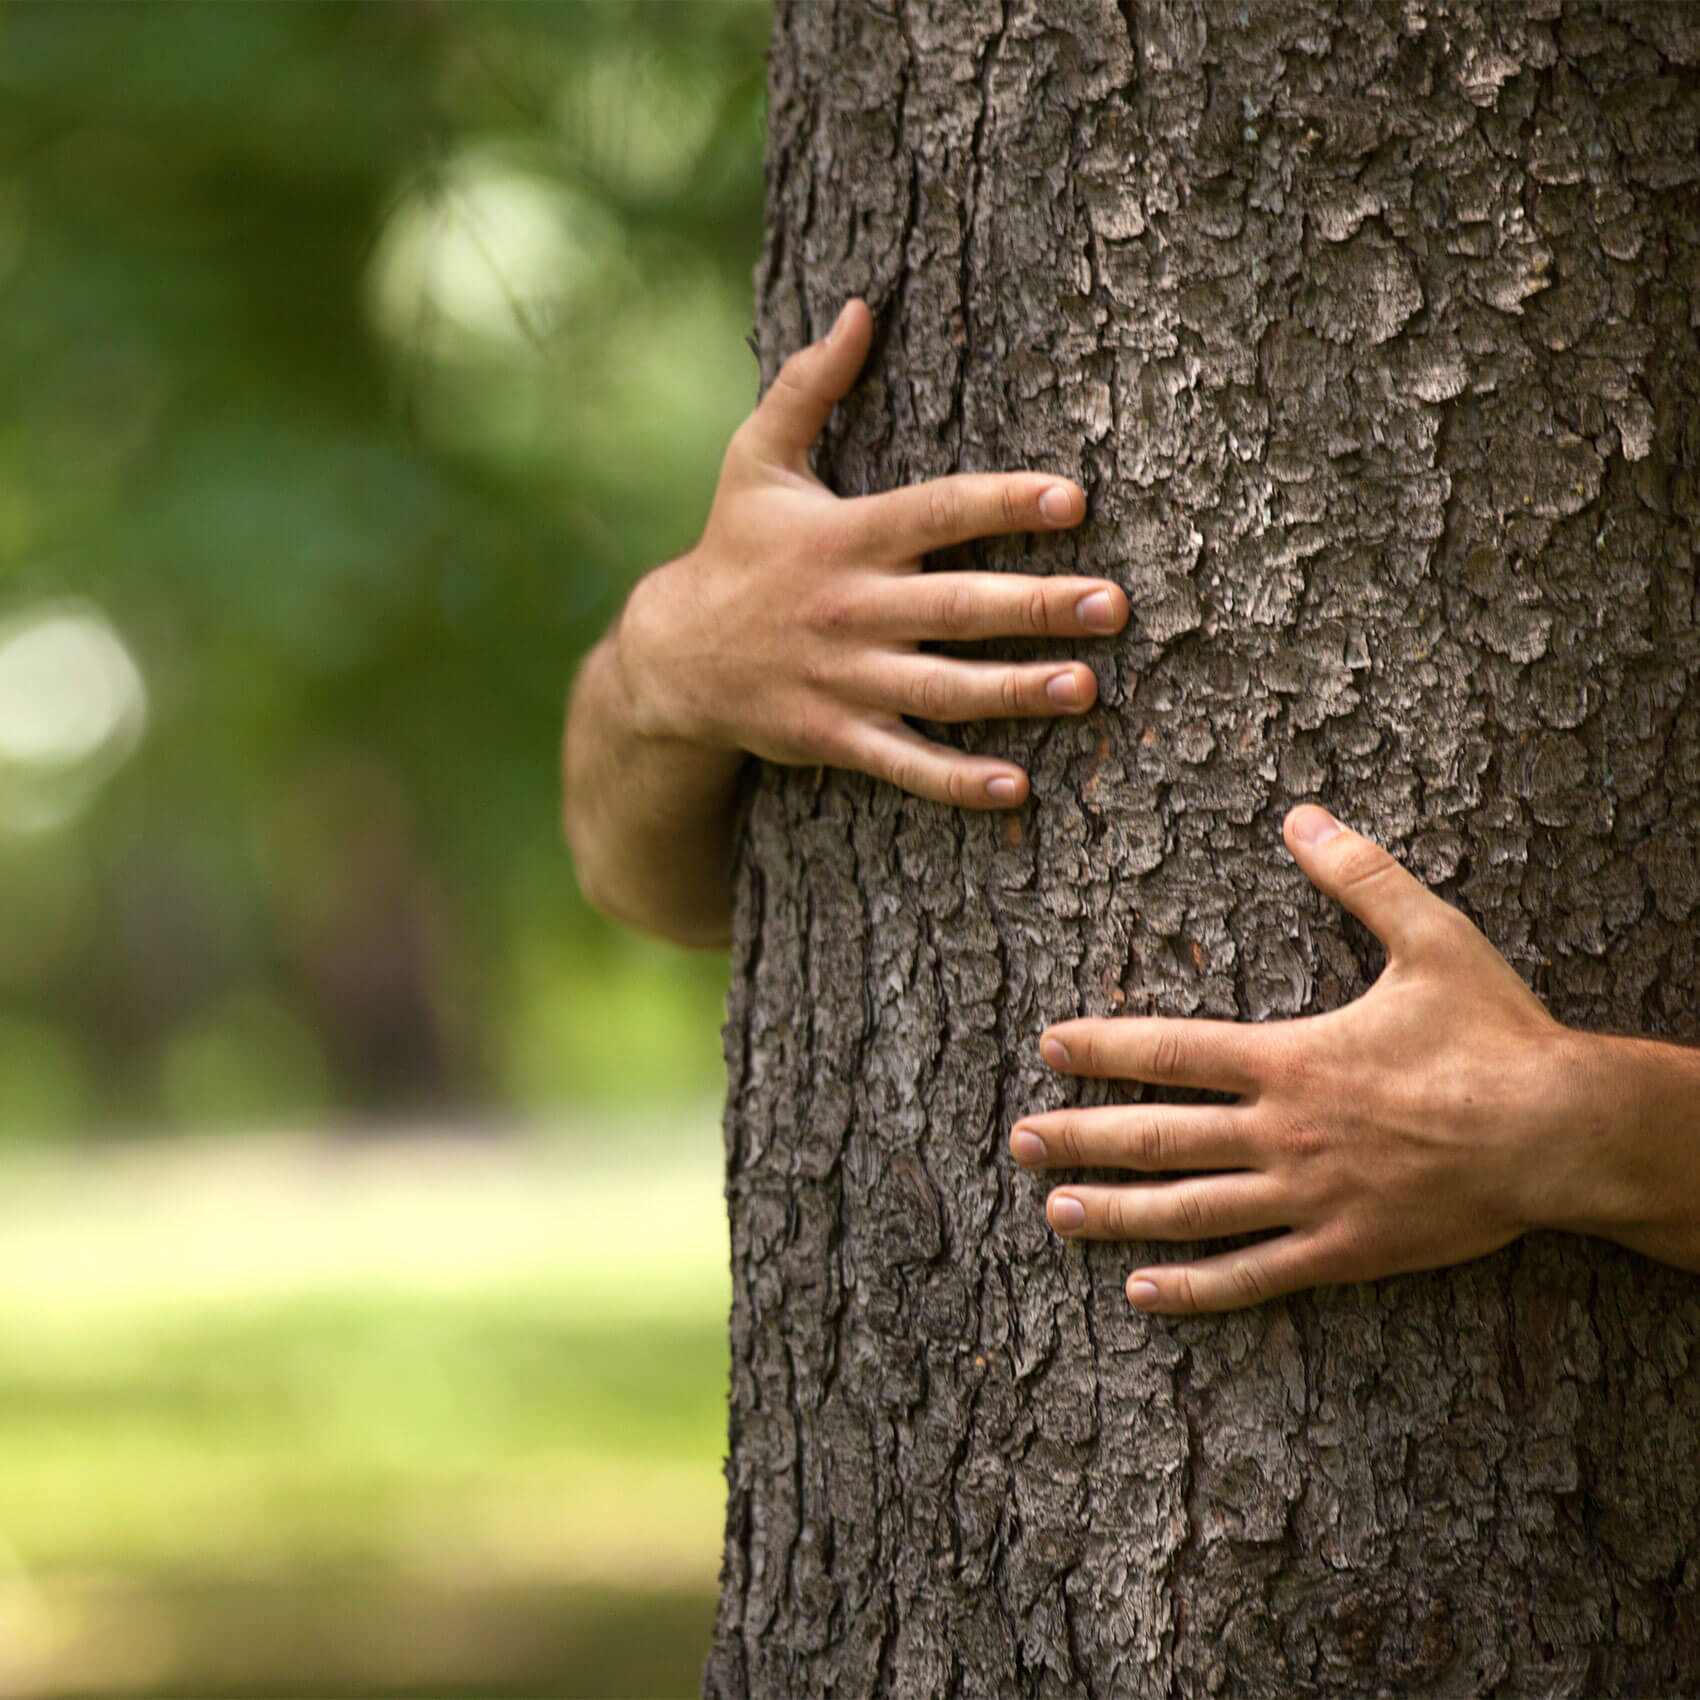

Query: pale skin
[562,297,1128,947]
[1015,804,1700,1314]
[564,299,1700,1313]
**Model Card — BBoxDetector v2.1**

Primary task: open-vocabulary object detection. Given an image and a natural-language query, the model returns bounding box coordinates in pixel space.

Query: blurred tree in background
[0,0,767,1135]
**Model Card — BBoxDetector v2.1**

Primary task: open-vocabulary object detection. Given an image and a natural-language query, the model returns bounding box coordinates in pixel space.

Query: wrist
[1541,1030,1700,1252]
[608,555,747,788]
[611,555,732,756]
[611,559,689,745]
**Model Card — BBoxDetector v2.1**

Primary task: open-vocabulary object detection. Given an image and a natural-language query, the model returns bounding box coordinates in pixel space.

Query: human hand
[1011,805,1596,1312]
[613,299,1128,808]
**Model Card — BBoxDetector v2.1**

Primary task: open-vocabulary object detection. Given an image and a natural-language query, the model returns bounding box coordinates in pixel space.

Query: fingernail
[1040,1036,1069,1069]
[1128,1278,1161,1309]
[1075,590,1116,630]
[826,301,854,344]
[1010,1128,1046,1165]
[1289,804,1343,847]
[1045,671,1081,708]
[1050,1195,1086,1233]
[986,775,1021,805]
[1039,485,1077,526]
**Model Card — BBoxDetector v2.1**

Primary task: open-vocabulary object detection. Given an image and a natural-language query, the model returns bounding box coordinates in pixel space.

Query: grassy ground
[0,1119,729,1698]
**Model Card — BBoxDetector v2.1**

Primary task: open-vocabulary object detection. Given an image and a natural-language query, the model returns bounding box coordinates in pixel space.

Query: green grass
[0,1124,731,1695]
[0,1301,729,1578]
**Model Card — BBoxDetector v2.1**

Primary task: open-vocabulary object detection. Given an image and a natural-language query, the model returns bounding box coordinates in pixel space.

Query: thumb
[743,299,874,468]
[1283,805,1455,963]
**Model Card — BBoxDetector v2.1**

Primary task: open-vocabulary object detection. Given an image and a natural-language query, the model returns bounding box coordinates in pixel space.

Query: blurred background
[0,1,767,1693]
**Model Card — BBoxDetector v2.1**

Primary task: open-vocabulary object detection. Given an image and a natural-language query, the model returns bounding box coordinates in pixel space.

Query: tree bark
[709,3,1700,1695]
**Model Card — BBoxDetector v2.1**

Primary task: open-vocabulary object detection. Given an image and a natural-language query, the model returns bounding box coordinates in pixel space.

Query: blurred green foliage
[0,0,768,1133]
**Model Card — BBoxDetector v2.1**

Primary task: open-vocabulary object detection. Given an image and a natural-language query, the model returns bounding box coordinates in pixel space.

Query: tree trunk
[709,3,1700,1694]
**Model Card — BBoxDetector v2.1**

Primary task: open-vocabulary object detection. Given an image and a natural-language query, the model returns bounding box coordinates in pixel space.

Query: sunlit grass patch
[0,1127,730,1695]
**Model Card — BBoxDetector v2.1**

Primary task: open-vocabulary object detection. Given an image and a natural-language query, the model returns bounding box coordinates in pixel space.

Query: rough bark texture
[709,3,1700,1695]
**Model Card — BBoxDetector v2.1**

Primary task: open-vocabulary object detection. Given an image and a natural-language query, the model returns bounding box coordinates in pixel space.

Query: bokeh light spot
[0,602,147,834]
[366,150,620,360]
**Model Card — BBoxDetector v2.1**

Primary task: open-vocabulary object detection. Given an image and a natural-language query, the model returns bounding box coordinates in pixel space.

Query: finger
[865,573,1128,643]
[1041,1018,1262,1096]
[1283,805,1467,963]
[1047,1175,1286,1243]
[845,472,1086,557]
[859,654,1099,723]
[743,300,875,468]
[1126,1232,1330,1314]
[843,719,1028,810]
[1009,1104,1253,1173]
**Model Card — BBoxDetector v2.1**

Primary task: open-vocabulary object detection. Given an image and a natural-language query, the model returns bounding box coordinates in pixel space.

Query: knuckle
[998,481,1021,530]
[784,703,832,762]
[942,764,973,807]
[926,484,959,540]
[1445,900,1482,941]
[1312,1228,1370,1288]
[1264,1040,1312,1097]
[999,668,1028,715]
[1135,1114,1168,1170]
[776,347,814,392]
[809,593,854,638]
[807,720,849,770]
[726,418,758,463]
[813,517,858,564]
[885,754,924,798]
[1426,901,1477,952]
[916,667,955,719]
[1170,1267,1200,1313]
[1054,1119,1086,1166]
[723,429,768,485]
[1230,1258,1271,1307]
[1152,1029,1187,1082]
[1275,1035,1332,1105]
[797,647,829,691]
[1335,840,1395,894]
[1023,584,1051,635]
[933,582,971,633]
[1172,1185,1207,1238]
[1271,1107,1325,1162]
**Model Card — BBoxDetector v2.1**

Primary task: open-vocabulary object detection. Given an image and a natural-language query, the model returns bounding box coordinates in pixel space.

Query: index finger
[1041,1017,1262,1096]
[741,299,875,470]
[844,472,1086,558]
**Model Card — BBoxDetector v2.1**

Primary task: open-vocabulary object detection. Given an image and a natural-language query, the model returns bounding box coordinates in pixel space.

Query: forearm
[562,604,744,950]
[1560,1031,1700,1270]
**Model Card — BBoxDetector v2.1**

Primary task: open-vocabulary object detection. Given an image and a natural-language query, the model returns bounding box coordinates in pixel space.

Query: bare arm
[562,299,1128,946]
[1012,806,1700,1311]
[562,617,745,949]
[1575,1029,1700,1275]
